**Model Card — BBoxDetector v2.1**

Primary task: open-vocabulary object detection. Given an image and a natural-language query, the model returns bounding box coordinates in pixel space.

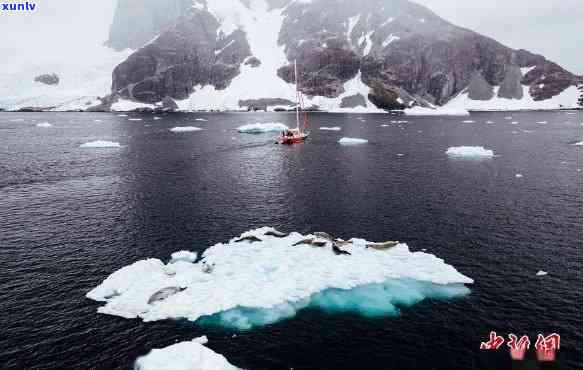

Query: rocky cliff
[102,0,583,111]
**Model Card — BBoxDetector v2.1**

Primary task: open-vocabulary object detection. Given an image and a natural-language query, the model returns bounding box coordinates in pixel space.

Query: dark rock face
[340,94,367,108]
[498,65,524,100]
[244,56,261,68]
[111,9,252,103]
[467,72,494,101]
[34,73,59,85]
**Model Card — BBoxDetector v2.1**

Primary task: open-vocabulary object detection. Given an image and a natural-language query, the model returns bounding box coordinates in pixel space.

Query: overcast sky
[415,0,583,74]
[0,0,581,74]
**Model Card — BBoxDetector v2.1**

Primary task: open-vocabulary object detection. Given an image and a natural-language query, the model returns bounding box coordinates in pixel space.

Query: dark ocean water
[1,111,582,370]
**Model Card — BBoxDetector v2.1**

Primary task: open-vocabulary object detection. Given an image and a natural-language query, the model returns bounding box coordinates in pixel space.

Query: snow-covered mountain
[1,0,582,112]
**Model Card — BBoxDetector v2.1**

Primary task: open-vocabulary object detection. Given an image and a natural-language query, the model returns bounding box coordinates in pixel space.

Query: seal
[148,287,186,305]
[366,241,400,250]
[264,229,289,238]
[332,243,351,256]
[235,235,262,243]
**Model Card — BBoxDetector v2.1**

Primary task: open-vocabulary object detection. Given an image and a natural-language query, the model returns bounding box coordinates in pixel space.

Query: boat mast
[295,59,300,131]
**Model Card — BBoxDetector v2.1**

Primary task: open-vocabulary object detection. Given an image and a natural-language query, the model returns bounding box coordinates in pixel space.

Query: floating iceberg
[339,137,369,145]
[319,127,342,131]
[446,146,494,158]
[36,122,52,128]
[80,141,121,148]
[87,228,472,330]
[236,122,288,134]
[129,118,143,122]
[134,336,239,370]
[170,127,203,133]
[405,106,470,116]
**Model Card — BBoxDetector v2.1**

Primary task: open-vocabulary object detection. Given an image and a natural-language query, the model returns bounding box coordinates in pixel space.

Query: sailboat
[278,60,310,145]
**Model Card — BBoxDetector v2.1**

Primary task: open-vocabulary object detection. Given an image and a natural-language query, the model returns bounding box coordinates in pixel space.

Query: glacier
[87,227,473,329]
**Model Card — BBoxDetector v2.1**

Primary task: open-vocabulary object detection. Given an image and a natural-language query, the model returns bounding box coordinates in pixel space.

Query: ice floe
[515,174,524,178]
[446,146,494,158]
[87,228,472,329]
[573,141,583,146]
[461,120,476,124]
[170,127,203,133]
[80,141,121,148]
[195,118,208,122]
[319,127,342,131]
[36,122,52,128]
[536,271,548,277]
[129,118,143,122]
[171,251,198,264]
[339,138,369,145]
[134,336,239,370]
[237,122,288,134]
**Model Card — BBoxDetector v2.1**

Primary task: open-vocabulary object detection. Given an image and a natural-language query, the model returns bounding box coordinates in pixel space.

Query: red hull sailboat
[279,60,310,145]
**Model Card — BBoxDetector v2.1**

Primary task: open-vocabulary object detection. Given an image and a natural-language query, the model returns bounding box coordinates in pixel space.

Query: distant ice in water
[537,121,548,124]
[10,118,25,122]
[154,117,162,120]
[94,120,102,123]
[237,122,288,134]
[485,121,495,124]
[319,127,342,131]
[515,174,524,178]
[510,121,519,125]
[117,114,128,117]
[573,141,583,146]
[536,271,548,277]
[134,336,239,370]
[195,118,208,122]
[87,227,472,330]
[461,120,475,124]
[129,118,143,122]
[446,146,494,158]
[36,122,52,128]
[339,137,369,145]
[80,141,121,148]
[170,127,203,133]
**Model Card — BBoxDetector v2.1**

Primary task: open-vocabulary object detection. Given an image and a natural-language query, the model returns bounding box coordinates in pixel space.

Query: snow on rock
[319,127,342,131]
[170,126,203,133]
[36,122,52,128]
[87,227,473,329]
[446,146,494,158]
[339,137,369,145]
[405,106,470,116]
[445,85,581,111]
[237,122,288,133]
[134,336,239,370]
[80,141,121,148]
[170,251,198,264]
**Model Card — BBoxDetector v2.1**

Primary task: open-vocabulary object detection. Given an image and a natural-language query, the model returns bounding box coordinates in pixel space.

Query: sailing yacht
[278,60,310,145]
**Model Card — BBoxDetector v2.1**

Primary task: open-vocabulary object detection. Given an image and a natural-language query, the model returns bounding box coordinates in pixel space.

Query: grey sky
[0,0,581,74]
[415,0,583,75]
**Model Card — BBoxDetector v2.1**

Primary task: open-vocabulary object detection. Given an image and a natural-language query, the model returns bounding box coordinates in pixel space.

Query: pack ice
[87,228,472,330]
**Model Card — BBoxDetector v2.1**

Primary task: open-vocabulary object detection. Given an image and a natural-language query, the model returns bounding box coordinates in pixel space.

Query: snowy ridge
[87,227,472,328]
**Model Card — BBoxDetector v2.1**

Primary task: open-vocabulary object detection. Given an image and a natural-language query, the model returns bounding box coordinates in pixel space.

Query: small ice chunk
[80,141,121,148]
[536,271,548,277]
[237,122,288,134]
[195,118,208,122]
[36,122,52,128]
[154,117,162,120]
[505,116,513,120]
[117,114,128,117]
[573,141,583,146]
[515,174,524,178]
[170,127,203,133]
[134,337,239,370]
[170,251,198,264]
[94,120,103,123]
[461,120,475,124]
[485,121,495,124]
[339,137,369,145]
[129,118,143,122]
[537,121,547,124]
[10,118,25,122]
[446,146,494,158]
[319,127,342,131]
[510,121,519,125]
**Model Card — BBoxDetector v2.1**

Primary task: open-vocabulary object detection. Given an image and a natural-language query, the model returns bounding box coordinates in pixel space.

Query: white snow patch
[521,66,537,76]
[134,337,239,370]
[237,122,288,133]
[347,14,361,45]
[339,137,368,145]
[319,127,342,131]
[405,106,470,116]
[382,34,400,48]
[361,31,375,56]
[170,127,203,133]
[80,141,121,148]
[446,146,494,158]
[87,227,472,328]
[111,100,155,112]
[381,17,395,27]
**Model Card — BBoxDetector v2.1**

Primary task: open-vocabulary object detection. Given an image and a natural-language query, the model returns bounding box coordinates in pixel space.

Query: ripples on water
[1,111,582,369]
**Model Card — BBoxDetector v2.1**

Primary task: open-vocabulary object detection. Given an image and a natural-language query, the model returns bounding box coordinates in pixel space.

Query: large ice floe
[87,228,472,330]
[237,122,288,134]
[446,146,495,158]
[80,141,121,148]
[134,336,239,370]
[170,126,203,133]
